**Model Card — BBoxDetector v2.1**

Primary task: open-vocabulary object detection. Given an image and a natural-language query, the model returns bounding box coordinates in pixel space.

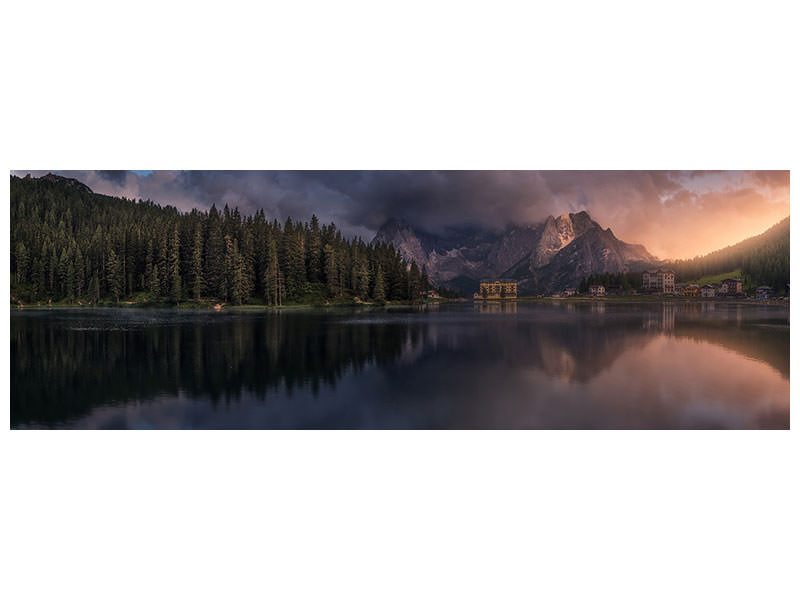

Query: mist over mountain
[373,212,658,294]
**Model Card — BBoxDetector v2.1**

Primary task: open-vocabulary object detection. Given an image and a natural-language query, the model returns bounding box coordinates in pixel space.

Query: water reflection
[10,302,789,429]
[475,301,518,314]
[643,303,675,330]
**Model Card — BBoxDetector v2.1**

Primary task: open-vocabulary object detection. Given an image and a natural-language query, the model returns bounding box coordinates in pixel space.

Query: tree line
[664,217,789,294]
[577,218,790,295]
[11,174,432,305]
[577,272,638,294]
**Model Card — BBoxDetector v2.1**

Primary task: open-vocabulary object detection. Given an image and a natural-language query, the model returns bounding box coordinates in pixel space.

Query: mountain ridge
[665,216,789,294]
[372,211,658,294]
[35,172,94,194]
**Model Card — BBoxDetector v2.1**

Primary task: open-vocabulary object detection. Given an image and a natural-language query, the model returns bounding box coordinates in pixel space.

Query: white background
[1,1,797,599]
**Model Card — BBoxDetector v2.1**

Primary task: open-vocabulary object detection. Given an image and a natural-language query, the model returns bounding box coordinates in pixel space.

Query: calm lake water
[10,302,790,429]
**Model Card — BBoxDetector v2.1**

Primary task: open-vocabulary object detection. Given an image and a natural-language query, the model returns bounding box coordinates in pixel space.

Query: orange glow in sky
[554,171,790,260]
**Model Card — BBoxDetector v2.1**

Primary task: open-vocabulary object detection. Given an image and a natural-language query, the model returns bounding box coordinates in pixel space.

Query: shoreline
[9,297,466,311]
[10,295,788,311]
[508,295,789,306]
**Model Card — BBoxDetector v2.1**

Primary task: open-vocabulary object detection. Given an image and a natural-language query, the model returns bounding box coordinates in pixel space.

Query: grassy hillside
[666,218,789,295]
[679,269,742,287]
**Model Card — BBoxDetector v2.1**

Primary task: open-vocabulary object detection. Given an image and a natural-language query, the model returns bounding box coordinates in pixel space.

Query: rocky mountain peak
[567,210,596,236]
[376,217,415,237]
[530,211,599,268]
[39,172,93,194]
[373,218,429,268]
[373,211,658,294]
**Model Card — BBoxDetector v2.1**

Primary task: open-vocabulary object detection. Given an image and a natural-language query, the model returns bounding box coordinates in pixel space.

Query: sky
[11,170,789,260]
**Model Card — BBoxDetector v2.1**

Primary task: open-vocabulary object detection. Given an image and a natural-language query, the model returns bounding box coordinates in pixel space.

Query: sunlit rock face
[373,211,658,294]
[531,213,587,267]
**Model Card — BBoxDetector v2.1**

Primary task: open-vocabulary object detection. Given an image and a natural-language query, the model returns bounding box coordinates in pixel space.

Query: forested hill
[10,174,431,305]
[665,217,790,294]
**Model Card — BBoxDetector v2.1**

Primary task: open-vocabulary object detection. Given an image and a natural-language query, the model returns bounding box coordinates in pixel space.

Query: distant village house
[719,278,743,296]
[684,284,700,297]
[755,286,773,299]
[588,284,606,297]
[701,284,717,298]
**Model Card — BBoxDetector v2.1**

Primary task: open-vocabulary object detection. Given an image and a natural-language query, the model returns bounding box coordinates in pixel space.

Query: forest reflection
[11,303,789,428]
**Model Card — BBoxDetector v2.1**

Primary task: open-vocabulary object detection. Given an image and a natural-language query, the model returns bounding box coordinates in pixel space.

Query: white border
[2,2,797,600]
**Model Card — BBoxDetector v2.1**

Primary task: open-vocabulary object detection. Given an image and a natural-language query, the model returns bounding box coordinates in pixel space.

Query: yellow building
[684,284,700,297]
[475,279,518,300]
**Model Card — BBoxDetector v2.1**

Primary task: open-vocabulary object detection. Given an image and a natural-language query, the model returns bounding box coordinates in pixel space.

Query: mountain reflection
[11,303,789,429]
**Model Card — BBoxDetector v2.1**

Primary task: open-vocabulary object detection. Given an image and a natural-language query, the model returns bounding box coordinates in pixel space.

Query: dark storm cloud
[10,170,789,259]
[311,171,563,233]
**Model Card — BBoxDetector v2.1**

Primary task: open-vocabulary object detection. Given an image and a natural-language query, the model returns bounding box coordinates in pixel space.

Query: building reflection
[642,303,676,331]
[590,302,606,315]
[475,301,518,314]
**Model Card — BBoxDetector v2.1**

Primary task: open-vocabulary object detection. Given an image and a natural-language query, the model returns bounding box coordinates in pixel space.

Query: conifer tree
[145,238,155,294]
[149,259,161,298]
[284,220,306,299]
[222,234,236,302]
[307,214,322,283]
[92,270,101,303]
[106,248,123,301]
[157,234,168,297]
[230,239,247,305]
[408,260,422,300]
[57,248,71,297]
[47,243,57,294]
[191,226,204,299]
[205,205,225,298]
[30,257,42,297]
[324,243,338,296]
[357,254,370,299]
[373,264,386,302]
[15,242,28,284]
[74,248,85,299]
[168,225,182,302]
[264,234,281,306]
[66,260,75,301]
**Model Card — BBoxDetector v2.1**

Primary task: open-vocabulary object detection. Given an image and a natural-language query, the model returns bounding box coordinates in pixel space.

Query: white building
[642,269,676,294]
[701,284,717,298]
[589,284,606,297]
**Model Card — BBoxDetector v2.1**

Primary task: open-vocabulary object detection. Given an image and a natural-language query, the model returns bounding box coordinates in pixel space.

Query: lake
[10,302,790,429]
